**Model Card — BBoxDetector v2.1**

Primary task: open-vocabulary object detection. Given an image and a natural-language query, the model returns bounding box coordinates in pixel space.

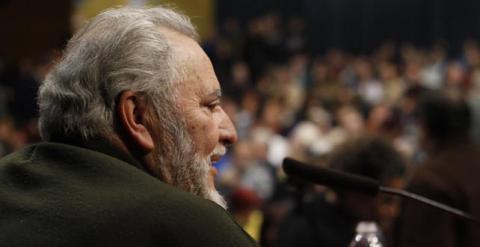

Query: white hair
[38,6,198,141]
[38,7,229,208]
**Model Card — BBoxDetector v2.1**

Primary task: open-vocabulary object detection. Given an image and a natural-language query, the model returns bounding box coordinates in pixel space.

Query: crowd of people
[1,9,480,247]
[204,14,480,247]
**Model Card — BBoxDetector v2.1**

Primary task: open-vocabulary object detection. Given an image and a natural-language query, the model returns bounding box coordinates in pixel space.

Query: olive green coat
[0,141,257,247]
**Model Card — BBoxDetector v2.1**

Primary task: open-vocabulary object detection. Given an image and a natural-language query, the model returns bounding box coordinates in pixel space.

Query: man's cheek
[202,123,218,150]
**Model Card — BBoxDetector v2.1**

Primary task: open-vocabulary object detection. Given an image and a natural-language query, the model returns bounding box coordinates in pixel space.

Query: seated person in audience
[397,90,480,247]
[274,136,406,247]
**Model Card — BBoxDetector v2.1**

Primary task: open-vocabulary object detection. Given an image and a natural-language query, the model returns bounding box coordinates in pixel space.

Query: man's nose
[219,108,238,146]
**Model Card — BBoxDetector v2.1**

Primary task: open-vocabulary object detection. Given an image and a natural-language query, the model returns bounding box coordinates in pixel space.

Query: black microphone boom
[283,157,380,195]
[282,157,480,225]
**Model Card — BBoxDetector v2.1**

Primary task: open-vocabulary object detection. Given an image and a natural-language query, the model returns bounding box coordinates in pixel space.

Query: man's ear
[116,90,155,153]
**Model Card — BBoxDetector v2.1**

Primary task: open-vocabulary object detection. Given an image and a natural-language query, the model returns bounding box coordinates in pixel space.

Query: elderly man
[0,6,257,247]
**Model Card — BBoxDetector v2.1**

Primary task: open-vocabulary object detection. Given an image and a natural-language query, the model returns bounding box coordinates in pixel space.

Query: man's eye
[207,102,220,111]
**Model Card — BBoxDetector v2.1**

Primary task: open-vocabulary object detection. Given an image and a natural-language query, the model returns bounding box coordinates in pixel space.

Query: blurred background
[1,0,480,246]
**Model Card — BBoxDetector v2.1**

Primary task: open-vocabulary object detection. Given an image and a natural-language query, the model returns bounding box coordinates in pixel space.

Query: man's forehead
[156,27,221,96]
[159,27,200,58]
[184,75,221,97]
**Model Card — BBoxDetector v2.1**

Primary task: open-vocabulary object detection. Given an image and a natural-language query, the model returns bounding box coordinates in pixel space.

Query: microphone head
[282,158,380,196]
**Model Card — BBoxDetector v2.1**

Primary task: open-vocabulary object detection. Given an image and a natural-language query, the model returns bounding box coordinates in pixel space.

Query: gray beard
[153,114,227,209]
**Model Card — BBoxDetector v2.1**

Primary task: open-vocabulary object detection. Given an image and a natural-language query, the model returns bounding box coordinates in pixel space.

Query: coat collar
[50,134,147,173]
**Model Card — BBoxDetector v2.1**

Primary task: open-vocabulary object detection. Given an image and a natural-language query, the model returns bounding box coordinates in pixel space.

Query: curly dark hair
[327,136,406,184]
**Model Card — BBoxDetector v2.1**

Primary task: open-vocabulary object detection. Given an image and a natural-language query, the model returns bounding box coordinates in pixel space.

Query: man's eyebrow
[207,89,222,98]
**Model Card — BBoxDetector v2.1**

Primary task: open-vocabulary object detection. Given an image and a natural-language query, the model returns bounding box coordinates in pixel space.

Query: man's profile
[0,6,257,246]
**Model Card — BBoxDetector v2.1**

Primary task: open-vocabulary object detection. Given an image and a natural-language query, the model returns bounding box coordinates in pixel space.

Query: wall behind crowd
[217,0,480,54]
[0,0,72,64]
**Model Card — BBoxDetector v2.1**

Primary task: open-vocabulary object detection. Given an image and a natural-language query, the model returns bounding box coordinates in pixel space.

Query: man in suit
[0,6,257,247]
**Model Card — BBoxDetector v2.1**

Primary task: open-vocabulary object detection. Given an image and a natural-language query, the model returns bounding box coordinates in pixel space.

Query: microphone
[283,157,380,195]
[282,157,480,224]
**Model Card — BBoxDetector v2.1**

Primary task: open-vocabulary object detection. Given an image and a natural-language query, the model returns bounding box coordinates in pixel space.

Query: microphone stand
[380,187,480,225]
[282,157,480,225]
